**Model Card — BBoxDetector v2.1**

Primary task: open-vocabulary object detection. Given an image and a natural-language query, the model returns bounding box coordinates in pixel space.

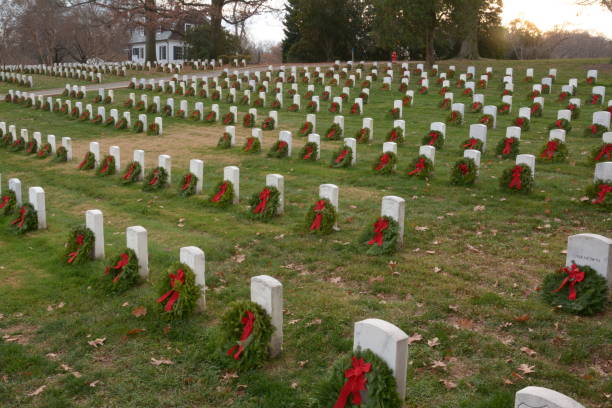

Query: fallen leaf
[431,360,447,369]
[298,360,308,368]
[131,306,147,318]
[151,358,174,366]
[57,302,65,309]
[121,302,130,307]
[427,337,440,348]
[60,364,73,372]
[503,378,514,385]
[46,353,59,360]
[520,346,537,357]
[126,328,146,336]
[514,314,530,322]
[89,380,101,387]
[233,254,246,264]
[448,304,459,312]
[306,318,322,327]
[87,338,106,348]
[368,276,384,284]
[415,226,429,231]
[46,305,54,312]
[288,319,300,325]
[439,379,457,390]
[473,205,485,211]
[27,385,46,396]
[407,333,423,344]
[466,244,483,254]
[517,364,535,375]
[221,372,239,381]
[291,382,299,389]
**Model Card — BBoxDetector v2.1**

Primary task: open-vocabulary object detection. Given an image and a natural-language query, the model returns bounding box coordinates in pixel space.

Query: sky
[245,0,612,45]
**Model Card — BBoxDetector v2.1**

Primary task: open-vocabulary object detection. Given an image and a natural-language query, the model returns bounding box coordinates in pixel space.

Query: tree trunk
[145,0,157,63]
[457,25,480,59]
[425,29,435,69]
[210,0,224,58]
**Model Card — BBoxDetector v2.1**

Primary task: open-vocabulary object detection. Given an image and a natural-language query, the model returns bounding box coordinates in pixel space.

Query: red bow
[375,154,390,171]
[555,119,563,128]
[428,132,439,145]
[367,218,389,246]
[458,163,469,175]
[502,138,514,155]
[472,102,480,110]
[277,141,288,152]
[11,207,26,228]
[309,200,326,231]
[553,264,585,301]
[157,269,186,311]
[226,311,255,360]
[463,138,478,149]
[335,149,349,164]
[206,112,215,121]
[531,104,540,113]
[181,173,192,191]
[509,165,523,189]
[327,129,336,139]
[123,164,136,180]
[78,154,89,169]
[351,104,358,113]
[595,145,612,161]
[253,188,270,214]
[568,103,576,111]
[408,157,426,175]
[303,145,314,159]
[104,253,130,283]
[591,94,600,104]
[212,182,228,202]
[592,184,611,204]
[541,140,558,159]
[148,169,160,185]
[516,118,525,127]
[559,92,568,101]
[301,122,310,134]
[333,357,372,408]
[100,157,111,174]
[67,234,85,264]
[0,195,10,209]
[245,138,255,151]
[591,125,599,134]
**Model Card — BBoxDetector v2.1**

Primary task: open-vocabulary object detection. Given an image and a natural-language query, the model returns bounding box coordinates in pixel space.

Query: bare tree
[575,0,612,12]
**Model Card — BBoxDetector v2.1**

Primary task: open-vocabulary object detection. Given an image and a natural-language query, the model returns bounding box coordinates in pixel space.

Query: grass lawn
[0,58,610,408]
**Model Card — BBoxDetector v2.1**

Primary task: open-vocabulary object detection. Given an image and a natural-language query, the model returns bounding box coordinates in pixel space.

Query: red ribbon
[568,103,576,111]
[458,163,469,175]
[428,132,439,145]
[181,173,192,191]
[67,234,85,264]
[591,125,599,134]
[595,145,612,161]
[335,149,349,164]
[100,158,110,174]
[226,311,255,360]
[277,141,288,152]
[408,157,426,175]
[309,200,326,231]
[333,357,372,408]
[104,253,130,283]
[351,104,358,114]
[212,182,228,202]
[367,218,389,246]
[0,195,10,209]
[327,129,336,139]
[245,137,255,151]
[555,119,563,128]
[78,155,89,169]
[253,188,270,214]
[157,269,186,311]
[463,138,478,149]
[591,94,600,104]
[472,102,480,110]
[206,112,215,121]
[389,129,398,141]
[541,140,558,159]
[531,104,540,113]
[553,264,585,301]
[303,145,314,160]
[11,207,26,228]
[502,138,514,155]
[509,165,523,189]
[148,169,159,185]
[592,184,611,204]
[301,122,310,134]
[375,153,390,171]
[123,164,135,180]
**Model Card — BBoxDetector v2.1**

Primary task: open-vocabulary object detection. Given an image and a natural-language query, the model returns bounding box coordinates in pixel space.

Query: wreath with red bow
[120,161,142,184]
[470,102,482,113]
[355,128,370,144]
[422,130,444,150]
[78,151,96,171]
[220,300,274,372]
[330,146,353,168]
[217,132,232,149]
[386,127,404,144]
[439,98,451,110]
[209,180,235,207]
[142,167,168,191]
[305,197,336,234]
[530,102,543,117]
[64,225,95,264]
[242,136,261,153]
[300,142,318,161]
[541,264,607,315]
[495,137,520,159]
[512,116,530,131]
[248,186,281,220]
[537,139,568,163]
[586,180,611,209]
[243,113,255,128]
[318,348,401,408]
[54,146,68,162]
[372,152,397,175]
[451,158,477,186]
[97,155,116,176]
[9,136,25,152]
[8,203,37,234]
[498,102,511,115]
[267,140,289,158]
[0,190,17,216]
[101,248,140,293]
[460,137,483,152]
[548,118,572,132]
[261,117,275,131]
[298,121,313,137]
[407,155,434,179]
[325,123,343,140]
[591,143,612,164]
[157,262,200,320]
[499,164,533,193]
[583,124,607,138]
[360,216,400,255]
[178,172,198,197]
[566,103,580,120]
[446,110,463,126]
[25,140,38,155]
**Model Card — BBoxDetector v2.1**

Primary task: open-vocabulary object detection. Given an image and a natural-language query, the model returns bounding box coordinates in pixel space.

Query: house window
[173,46,183,60]
[159,46,167,60]
[140,48,145,59]
[132,48,139,57]
[185,23,194,32]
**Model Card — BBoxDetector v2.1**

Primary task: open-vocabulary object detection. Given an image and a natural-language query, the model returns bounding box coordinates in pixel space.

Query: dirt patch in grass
[0,323,39,345]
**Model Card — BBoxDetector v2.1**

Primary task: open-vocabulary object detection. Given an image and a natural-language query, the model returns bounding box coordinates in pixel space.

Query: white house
[128,23,194,64]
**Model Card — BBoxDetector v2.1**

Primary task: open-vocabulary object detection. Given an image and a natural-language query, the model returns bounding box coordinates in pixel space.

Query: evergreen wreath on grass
[355,128,370,144]
[221,300,274,372]
[317,348,402,408]
[114,118,127,130]
[329,102,341,114]
[243,113,255,128]
[513,116,530,131]
[586,180,611,209]
[549,118,572,132]
[1,133,11,147]
[143,167,168,191]
[25,140,38,155]
[470,102,483,113]
[325,123,343,140]
[204,110,217,123]
[78,151,96,170]
[541,264,608,316]
[583,124,607,138]
[147,123,160,135]
[54,146,68,162]
[267,140,289,158]
[262,117,275,130]
[222,112,235,125]
[439,98,451,110]
[97,155,116,176]
[217,132,232,149]
[101,248,140,293]
[104,117,115,127]
[300,142,318,161]
[461,137,483,152]
[0,190,17,216]
[372,151,397,175]
[422,130,444,149]
[242,136,261,153]
[451,158,478,186]
[157,262,201,320]
[387,108,400,119]
[90,114,103,125]
[587,94,602,105]
[538,139,568,163]
[175,109,185,119]
[531,102,543,117]
[306,100,318,113]
[133,120,144,133]
[121,161,142,184]
[479,114,494,129]
[209,180,235,207]
[330,146,353,168]
[65,225,95,264]
[446,110,463,126]
[498,102,511,115]
[591,143,612,163]
[386,127,404,143]
[248,186,281,220]
[567,103,580,119]
[359,216,400,255]
[496,137,520,159]
[306,198,336,234]
[298,121,314,137]
[500,164,533,193]
[9,136,25,152]
[407,155,434,179]
[9,203,37,234]
[178,172,198,197]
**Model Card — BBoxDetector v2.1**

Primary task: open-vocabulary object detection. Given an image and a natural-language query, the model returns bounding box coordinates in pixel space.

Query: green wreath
[220,300,274,372]
[9,137,25,152]
[451,158,477,186]
[204,111,217,123]
[143,167,168,191]
[147,123,160,135]
[541,264,608,316]
[298,121,313,137]
[78,151,96,170]
[261,117,275,131]
[359,216,400,255]
[591,143,612,164]
[217,132,232,149]
[479,114,494,129]
[104,117,115,127]
[267,140,289,158]
[54,146,68,162]
[0,133,11,147]
[422,130,444,150]
[157,262,201,320]
[222,112,235,125]
[372,151,397,175]
[178,172,198,197]
[242,136,261,153]
[499,164,534,194]
[585,180,611,210]
[513,117,530,131]
[0,190,17,216]
[387,108,400,119]
[355,128,370,144]
[133,120,144,133]
[330,146,353,168]
[446,111,463,126]
[37,143,52,159]
[243,113,255,128]
[9,203,38,234]
[385,127,404,144]
[248,186,281,221]
[101,248,140,293]
[567,104,580,119]
[209,180,235,207]
[317,348,402,408]
[584,124,607,138]
[65,225,95,265]
[300,142,318,161]
[460,138,484,152]
[537,140,568,163]
[530,102,543,117]
[495,137,520,159]
[305,197,337,234]
[325,123,343,140]
[114,118,127,130]
[548,118,572,132]
[25,140,38,155]
[121,161,142,184]
[97,155,116,177]
[407,155,434,179]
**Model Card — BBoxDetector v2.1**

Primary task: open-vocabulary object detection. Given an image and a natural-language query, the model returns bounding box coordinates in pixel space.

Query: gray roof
[129,30,182,45]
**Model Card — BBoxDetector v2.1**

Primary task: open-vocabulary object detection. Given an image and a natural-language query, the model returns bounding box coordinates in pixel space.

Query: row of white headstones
[0,72,33,87]
[1,167,608,407]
